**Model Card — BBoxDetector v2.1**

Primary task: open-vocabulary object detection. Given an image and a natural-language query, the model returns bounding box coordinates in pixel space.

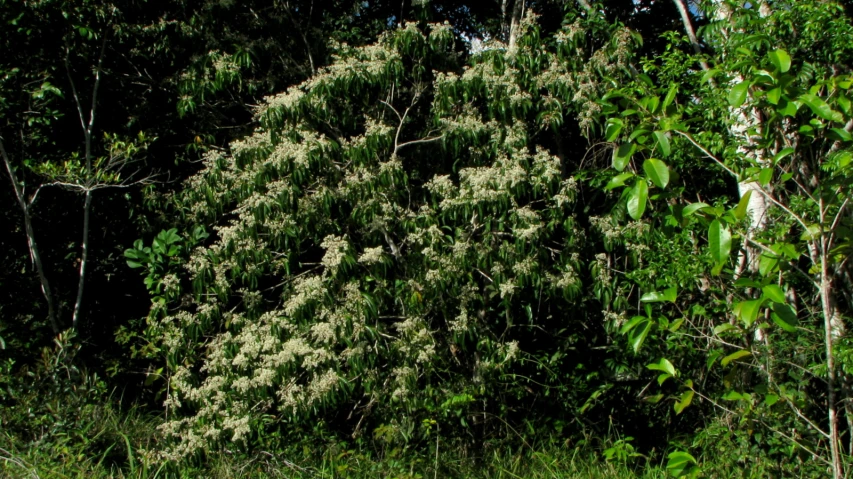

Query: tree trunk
[508,0,525,50]
[820,233,844,479]
[0,138,60,334]
[672,0,711,71]
[71,189,92,330]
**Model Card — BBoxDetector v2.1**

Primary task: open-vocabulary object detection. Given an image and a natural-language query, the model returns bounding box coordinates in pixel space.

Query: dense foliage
[4,1,853,478]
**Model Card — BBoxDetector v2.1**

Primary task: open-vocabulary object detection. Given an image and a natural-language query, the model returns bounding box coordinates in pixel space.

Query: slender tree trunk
[71,190,92,330]
[508,0,525,50]
[0,138,60,334]
[672,0,711,71]
[821,233,843,479]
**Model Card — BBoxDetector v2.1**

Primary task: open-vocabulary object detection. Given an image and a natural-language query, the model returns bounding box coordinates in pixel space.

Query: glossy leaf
[771,303,799,332]
[733,190,752,221]
[667,451,697,478]
[605,172,635,191]
[729,81,749,107]
[683,202,711,217]
[612,143,636,171]
[647,357,677,377]
[708,220,732,264]
[762,284,786,303]
[800,93,844,122]
[643,158,670,188]
[627,180,648,220]
[768,49,791,73]
[653,130,671,157]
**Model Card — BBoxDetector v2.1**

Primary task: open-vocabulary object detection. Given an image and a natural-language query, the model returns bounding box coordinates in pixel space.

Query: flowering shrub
[141,15,641,460]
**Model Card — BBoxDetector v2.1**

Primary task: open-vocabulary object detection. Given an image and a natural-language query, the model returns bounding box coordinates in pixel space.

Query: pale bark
[66,35,106,331]
[672,0,711,71]
[508,0,525,50]
[0,138,59,334]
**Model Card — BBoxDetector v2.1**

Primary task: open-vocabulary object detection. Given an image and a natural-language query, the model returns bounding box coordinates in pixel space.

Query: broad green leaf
[653,131,671,157]
[828,128,853,142]
[772,147,794,163]
[713,324,735,335]
[612,143,636,171]
[683,202,711,217]
[629,319,653,353]
[771,303,798,332]
[666,451,697,478]
[722,390,746,401]
[733,190,752,221]
[762,284,786,303]
[766,87,781,105]
[605,172,635,190]
[605,119,623,142]
[721,349,752,367]
[641,286,678,303]
[643,158,670,188]
[768,49,791,73]
[647,358,677,377]
[759,253,780,276]
[758,168,773,186]
[735,299,764,327]
[765,394,780,407]
[627,180,648,220]
[674,389,694,415]
[708,220,732,264]
[777,99,799,117]
[729,81,750,107]
[662,84,678,109]
[620,315,647,335]
[800,93,844,123]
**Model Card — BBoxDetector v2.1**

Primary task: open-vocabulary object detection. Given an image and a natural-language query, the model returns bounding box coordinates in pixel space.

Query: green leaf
[629,319,653,353]
[800,93,844,123]
[653,131,671,157]
[735,299,764,327]
[762,284,786,303]
[663,84,678,110]
[721,349,752,367]
[768,49,791,73]
[612,143,636,171]
[771,303,798,332]
[766,87,781,105]
[605,119,623,142]
[647,358,677,377]
[713,324,735,335]
[643,158,670,188]
[733,190,752,221]
[666,451,697,478]
[708,220,732,264]
[772,147,794,164]
[758,168,773,187]
[641,286,678,303]
[683,202,711,217]
[627,180,648,220]
[674,389,694,415]
[828,128,853,142]
[729,81,750,107]
[777,98,799,117]
[605,172,635,191]
[765,394,780,407]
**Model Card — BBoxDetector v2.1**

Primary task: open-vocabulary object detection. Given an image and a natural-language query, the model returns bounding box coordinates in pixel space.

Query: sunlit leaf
[627,180,648,220]
[721,349,752,367]
[643,158,670,188]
